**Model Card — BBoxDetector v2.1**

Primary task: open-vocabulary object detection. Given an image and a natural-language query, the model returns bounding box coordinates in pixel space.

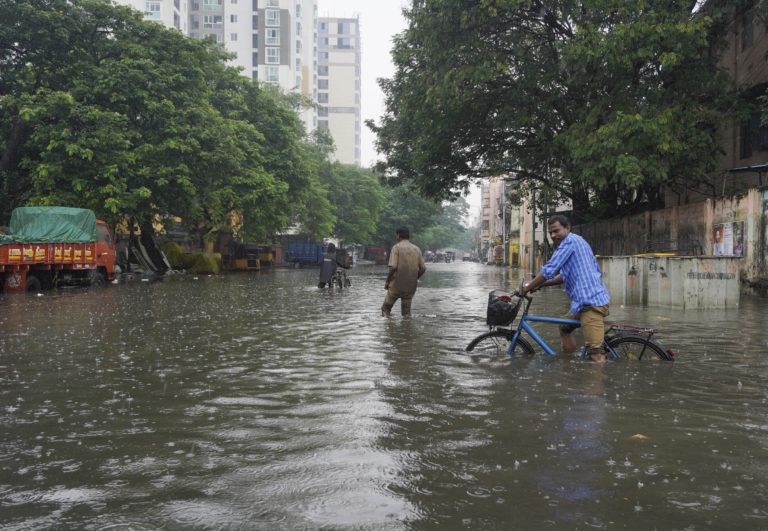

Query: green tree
[416,197,469,251]
[373,185,444,248]
[370,0,736,222]
[0,0,320,243]
[322,163,386,244]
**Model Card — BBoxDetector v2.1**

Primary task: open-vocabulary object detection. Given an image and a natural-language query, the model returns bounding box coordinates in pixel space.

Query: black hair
[327,243,336,252]
[396,226,410,239]
[547,214,571,228]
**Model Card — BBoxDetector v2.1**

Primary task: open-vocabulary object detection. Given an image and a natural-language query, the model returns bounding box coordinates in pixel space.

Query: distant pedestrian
[318,243,348,288]
[382,226,427,316]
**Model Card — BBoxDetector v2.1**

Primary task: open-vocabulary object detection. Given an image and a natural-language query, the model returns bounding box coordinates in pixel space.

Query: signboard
[713,221,744,256]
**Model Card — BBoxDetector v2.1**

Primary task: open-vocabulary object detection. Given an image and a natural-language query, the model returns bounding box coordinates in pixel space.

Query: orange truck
[0,206,117,294]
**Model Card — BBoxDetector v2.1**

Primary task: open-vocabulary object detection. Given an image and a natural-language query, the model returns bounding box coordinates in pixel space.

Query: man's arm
[384,266,396,289]
[520,273,562,297]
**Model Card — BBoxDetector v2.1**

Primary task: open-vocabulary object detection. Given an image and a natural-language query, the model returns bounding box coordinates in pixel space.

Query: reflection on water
[2,263,768,529]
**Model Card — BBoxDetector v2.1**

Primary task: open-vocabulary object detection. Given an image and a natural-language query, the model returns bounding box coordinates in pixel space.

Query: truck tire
[89,270,106,288]
[25,274,42,293]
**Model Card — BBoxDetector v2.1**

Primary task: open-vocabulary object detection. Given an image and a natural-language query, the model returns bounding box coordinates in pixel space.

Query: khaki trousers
[560,304,610,349]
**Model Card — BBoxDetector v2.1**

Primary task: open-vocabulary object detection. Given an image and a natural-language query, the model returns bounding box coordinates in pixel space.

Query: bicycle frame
[508,295,659,360]
[510,314,583,357]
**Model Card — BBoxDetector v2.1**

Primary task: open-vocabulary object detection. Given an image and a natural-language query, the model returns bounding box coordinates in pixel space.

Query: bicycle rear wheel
[606,332,673,361]
[466,330,535,358]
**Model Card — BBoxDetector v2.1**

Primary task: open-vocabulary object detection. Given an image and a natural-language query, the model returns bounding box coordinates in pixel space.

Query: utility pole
[502,179,506,266]
[531,187,536,278]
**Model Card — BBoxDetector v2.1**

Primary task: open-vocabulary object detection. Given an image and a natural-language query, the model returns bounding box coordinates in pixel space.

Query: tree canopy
[370,0,739,222]
[0,0,318,241]
[0,0,475,250]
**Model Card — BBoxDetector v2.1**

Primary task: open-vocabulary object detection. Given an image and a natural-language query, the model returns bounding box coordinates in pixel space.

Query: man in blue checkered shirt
[519,215,610,362]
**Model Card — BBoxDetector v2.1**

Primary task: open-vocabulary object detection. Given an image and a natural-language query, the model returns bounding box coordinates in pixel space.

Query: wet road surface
[1,262,767,529]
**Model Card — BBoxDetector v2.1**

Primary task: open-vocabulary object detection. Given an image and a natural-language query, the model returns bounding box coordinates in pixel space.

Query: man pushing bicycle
[517,215,610,362]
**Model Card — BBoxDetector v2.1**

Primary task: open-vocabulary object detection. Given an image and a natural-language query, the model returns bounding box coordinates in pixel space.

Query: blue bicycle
[466,286,674,361]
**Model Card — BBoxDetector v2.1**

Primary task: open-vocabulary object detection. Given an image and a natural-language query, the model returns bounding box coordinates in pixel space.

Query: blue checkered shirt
[540,232,610,315]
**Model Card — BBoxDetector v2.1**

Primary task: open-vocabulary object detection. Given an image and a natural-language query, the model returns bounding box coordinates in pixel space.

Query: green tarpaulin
[0,207,97,244]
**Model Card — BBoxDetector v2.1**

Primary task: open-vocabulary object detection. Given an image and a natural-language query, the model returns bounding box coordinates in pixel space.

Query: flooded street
[2,262,768,529]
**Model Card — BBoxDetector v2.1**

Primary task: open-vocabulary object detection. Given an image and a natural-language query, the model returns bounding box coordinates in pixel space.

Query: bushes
[162,242,222,274]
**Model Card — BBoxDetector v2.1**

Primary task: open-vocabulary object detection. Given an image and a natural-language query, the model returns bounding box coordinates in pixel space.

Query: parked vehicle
[364,246,387,265]
[223,242,261,271]
[0,206,117,294]
[258,246,275,266]
[286,242,326,265]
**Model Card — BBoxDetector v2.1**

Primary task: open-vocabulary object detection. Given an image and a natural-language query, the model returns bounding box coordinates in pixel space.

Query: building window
[296,40,301,53]
[266,9,279,26]
[252,14,258,29]
[318,92,328,103]
[295,57,301,70]
[296,22,301,34]
[337,37,350,48]
[267,0,278,5]
[318,65,328,76]
[319,21,327,33]
[319,51,328,62]
[266,28,279,45]
[266,66,279,82]
[296,3,301,17]
[252,69,258,80]
[203,15,223,29]
[318,79,328,89]
[203,0,222,10]
[204,33,223,43]
[319,36,328,48]
[338,22,350,34]
[252,33,258,48]
[740,110,768,158]
[318,107,328,117]
[145,1,161,19]
[231,33,237,41]
[266,47,280,64]
[230,14,237,22]
[252,0,257,8]
[318,120,328,130]
[252,52,258,66]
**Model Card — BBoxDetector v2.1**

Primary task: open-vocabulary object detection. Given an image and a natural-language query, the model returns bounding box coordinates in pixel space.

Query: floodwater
[1,262,767,529]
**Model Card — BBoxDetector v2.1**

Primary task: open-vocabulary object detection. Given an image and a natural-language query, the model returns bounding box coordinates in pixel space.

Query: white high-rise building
[317,16,361,167]
[117,0,188,33]
[188,0,318,132]
[113,0,318,133]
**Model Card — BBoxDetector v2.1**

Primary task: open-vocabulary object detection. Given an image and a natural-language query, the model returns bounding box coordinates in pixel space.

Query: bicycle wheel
[465,330,535,357]
[606,332,673,361]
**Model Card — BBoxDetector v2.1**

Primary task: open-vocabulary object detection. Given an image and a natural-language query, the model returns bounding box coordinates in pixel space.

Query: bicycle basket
[486,290,520,326]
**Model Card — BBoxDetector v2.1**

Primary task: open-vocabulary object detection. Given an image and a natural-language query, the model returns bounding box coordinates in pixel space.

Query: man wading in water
[382,226,427,316]
[518,215,610,362]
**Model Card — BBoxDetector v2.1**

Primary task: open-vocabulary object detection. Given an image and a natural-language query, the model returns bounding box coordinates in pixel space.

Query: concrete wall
[599,256,741,309]
[574,187,768,295]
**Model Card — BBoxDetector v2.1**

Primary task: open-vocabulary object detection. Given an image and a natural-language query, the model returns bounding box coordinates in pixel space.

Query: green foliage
[321,163,385,244]
[187,252,223,274]
[371,0,739,221]
[0,0,318,241]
